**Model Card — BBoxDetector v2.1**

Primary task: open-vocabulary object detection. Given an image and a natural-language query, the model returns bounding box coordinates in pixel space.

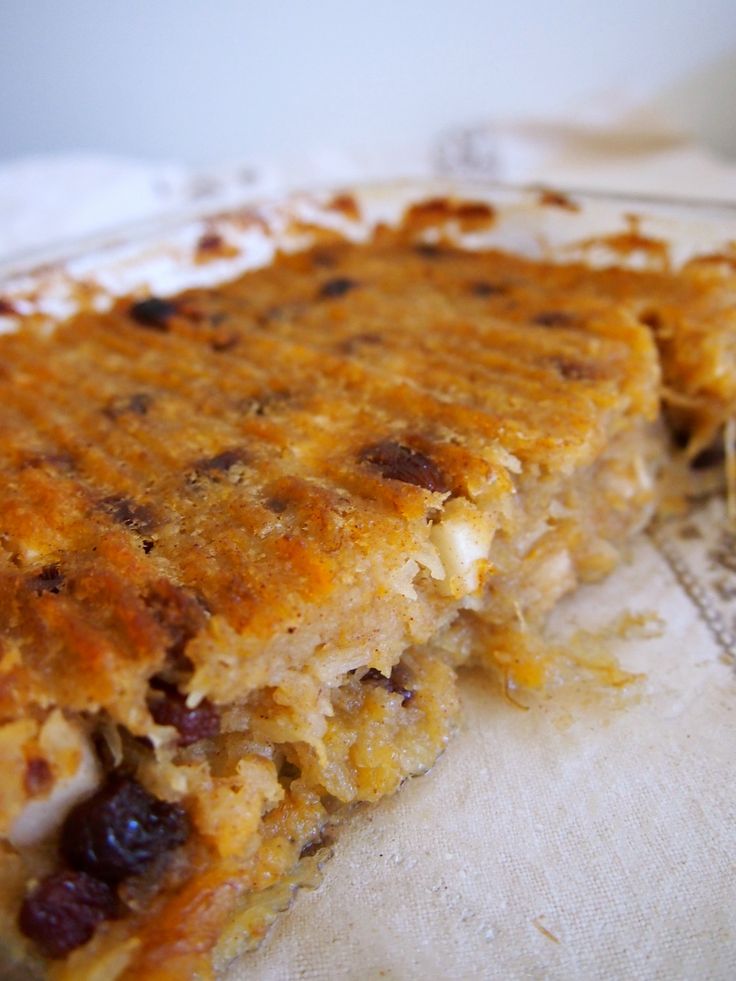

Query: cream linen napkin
[230,501,735,981]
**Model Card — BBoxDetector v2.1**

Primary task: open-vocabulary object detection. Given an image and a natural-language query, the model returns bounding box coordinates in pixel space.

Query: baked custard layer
[2,214,724,978]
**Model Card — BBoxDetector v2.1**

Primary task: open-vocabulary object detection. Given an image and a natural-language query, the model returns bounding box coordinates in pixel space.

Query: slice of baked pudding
[1,193,727,979]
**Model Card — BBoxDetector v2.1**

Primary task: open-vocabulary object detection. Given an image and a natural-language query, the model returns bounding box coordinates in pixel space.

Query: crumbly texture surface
[1,201,730,979]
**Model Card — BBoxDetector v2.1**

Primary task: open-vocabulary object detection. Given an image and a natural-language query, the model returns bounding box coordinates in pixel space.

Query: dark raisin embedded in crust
[336,331,383,355]
[359,440,449,493]
[530,310,576,328]
[143,581,208,661]
[194,448,249,473]
[148,680,220,746]
[23,451,76,472]
[129,297,177,331]
[639,308,663,330]
[550,357,599,381]
[318,277,358,299]
[690,442,726,470]
[103,392,153,420]
[100,496,156,535]
[210,333,239,353]
[18,870,118,958]
[470,281,507,297]
[413,243,445,259]
[24,757,53,796]
[299,831,334,858]
[361,666,414,705]
[60,775,190,883]
[30,564,64,594]
[197,232,224,252]
[265,496,288,514]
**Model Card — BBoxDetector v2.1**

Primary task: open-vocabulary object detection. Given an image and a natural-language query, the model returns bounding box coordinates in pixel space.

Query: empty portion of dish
[1,196,730,979]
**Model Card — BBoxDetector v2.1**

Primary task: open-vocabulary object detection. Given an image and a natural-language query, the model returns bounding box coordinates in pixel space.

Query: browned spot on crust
[403,197,495,233]
[537,188,580,211]
[326,193,360,221]
[455,201,496,230]
[580,215,670,271]
[195,232,239,264]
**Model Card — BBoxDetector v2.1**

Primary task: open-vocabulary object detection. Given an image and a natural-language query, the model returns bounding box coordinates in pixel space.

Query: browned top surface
[0,228,667,726]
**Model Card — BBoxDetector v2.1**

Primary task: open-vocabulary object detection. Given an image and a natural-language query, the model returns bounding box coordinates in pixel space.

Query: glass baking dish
[1,179,736,328]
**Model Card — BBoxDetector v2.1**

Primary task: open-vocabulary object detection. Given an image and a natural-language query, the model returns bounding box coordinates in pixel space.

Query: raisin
[359,440,448,493]
[318,277,358,299]
[143,581,207,660]
[194,448,248,473]
[550,357,598,381]
[103,392,152,420]
[60,775,189,883]
[690,443,725,470]
[413,243,445,259]
[24,757,52,796]
[129,297,177,331]
[23,451,75,471]
[18,870,117,958]
[197,232,224,252]
[148,680,220,746]
[311,247,338,268]
[101,496,156,535]
[30,564,64,594]
[531,310,576,327]
[210,334,239,353]
[299,831,333,858]
[639,308,663,330]
[470,281,506,297]
[361,667,414,705]
[336,331,383,354]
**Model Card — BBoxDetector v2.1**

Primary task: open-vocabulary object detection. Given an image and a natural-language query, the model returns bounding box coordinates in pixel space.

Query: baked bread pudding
[0,194,732,979]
